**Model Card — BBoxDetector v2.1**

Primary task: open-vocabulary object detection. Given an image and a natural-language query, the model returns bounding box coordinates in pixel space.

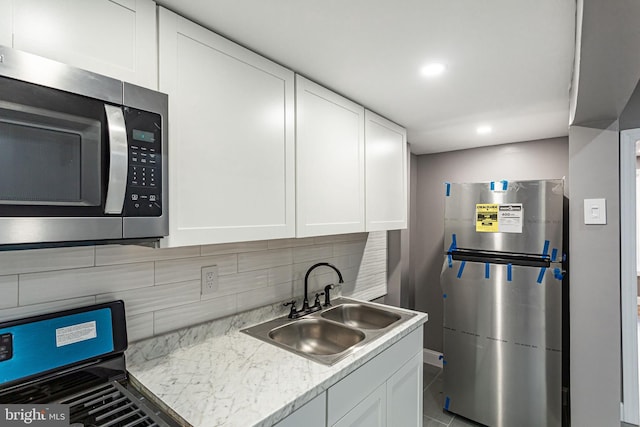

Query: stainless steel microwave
[0,46,168,248]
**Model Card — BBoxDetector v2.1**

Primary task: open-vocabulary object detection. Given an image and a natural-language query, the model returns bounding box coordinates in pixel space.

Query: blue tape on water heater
[502,180,508,190]
[445,182,451,197]
[507,263,513,282]
[537,267,547,284]
[447,254,453,268]
[490,181,495,191]
[551,248,558,262]
[444,396,451,410]
[457,261,466,278]
[485,263,490,279]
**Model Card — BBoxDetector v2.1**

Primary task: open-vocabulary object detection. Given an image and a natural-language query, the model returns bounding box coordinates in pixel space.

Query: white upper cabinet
[11,0,157,89]
[365,111,408,231]
[0,0,11,47]
[296,75,365,237]
[158,8,295,247]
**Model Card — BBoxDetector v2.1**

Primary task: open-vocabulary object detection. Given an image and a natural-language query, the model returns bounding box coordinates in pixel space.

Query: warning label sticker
[475,203,523,233]
[498,203,523,233]
[55,321,97,347]
[476,204,499,232]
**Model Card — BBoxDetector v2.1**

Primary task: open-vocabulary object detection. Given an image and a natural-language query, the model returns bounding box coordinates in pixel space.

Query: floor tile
[423,376,454,425]
[423,415,448,427]
[423,363,441,389]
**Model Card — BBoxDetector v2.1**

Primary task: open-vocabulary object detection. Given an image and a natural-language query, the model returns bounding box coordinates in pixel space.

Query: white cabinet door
[333,383,386,427]
[159,8,295,247]
[365,110,407,231]
[274,392,326,427]
[296,75,365,237]
[387,351,423,427]
[0,0,11,47]
[12,0,157,89]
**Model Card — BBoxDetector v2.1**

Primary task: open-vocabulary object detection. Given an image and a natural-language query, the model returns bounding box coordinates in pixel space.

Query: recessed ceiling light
[476,125,493,135]
[420,62,446,78]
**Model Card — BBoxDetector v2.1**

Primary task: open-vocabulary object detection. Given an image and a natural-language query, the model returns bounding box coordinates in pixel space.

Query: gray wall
[568,122,621,426]
[413,137,569,351]
[386,151,418,310]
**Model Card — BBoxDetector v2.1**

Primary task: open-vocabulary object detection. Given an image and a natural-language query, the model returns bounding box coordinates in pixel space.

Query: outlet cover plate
[201,265,219,295]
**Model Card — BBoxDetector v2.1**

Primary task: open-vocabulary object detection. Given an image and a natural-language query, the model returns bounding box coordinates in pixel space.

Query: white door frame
[620,129,639,424]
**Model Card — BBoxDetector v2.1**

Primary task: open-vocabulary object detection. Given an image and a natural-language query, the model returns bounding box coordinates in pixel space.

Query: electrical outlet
[201,265,218,295]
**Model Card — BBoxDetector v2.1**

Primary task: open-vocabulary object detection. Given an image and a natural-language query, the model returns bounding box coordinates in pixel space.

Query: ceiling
[156,0,576,155]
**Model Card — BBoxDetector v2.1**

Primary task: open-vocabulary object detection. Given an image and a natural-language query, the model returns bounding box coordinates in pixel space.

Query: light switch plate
[584,198,606,225]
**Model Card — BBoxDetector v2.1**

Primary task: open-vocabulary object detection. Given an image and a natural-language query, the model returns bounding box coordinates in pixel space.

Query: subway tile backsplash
[0,232,387,343]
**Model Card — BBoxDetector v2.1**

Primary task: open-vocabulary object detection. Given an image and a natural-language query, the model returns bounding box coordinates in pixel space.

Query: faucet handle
[313,292,325,308]
[323,284,334,307]
[283,300,297,318]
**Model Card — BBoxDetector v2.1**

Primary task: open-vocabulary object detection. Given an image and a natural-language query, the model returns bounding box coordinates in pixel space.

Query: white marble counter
[126,300,428,427]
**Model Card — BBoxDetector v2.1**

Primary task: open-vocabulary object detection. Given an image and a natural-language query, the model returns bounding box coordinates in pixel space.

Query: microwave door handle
[104,105,128,214]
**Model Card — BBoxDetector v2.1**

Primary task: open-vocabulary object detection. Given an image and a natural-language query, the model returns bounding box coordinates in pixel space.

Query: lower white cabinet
[386,351,423,426]
[328,327,423,427]
[275,392,326,427]
[274,327,424,426]
[334,383,386,427]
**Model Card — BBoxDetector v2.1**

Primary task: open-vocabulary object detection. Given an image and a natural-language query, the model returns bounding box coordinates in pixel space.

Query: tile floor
[423,363,483,426]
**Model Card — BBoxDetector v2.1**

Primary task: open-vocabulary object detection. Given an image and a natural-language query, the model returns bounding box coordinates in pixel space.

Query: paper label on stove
[55,321,97,347]
[498,203,523,233]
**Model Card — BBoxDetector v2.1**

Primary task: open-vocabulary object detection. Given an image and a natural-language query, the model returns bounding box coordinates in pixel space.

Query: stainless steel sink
[241,298,416,365]
[269,318,365,355]
[320,303,401,329]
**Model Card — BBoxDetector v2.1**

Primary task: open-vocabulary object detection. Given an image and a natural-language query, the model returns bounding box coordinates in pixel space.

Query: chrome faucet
[302,262,344,312]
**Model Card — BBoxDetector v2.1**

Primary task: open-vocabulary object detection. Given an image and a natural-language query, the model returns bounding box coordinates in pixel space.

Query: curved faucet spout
[303,262,344,311]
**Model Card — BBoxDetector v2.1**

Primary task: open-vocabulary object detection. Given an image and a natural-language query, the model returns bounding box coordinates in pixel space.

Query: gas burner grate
[62,381,172,427]
[0,371,104,404]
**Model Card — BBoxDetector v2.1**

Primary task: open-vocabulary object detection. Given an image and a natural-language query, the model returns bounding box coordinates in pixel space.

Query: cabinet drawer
[327,327,422,425]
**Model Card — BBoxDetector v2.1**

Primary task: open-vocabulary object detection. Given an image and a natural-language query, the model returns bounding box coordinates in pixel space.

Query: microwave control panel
[123,108,162,217]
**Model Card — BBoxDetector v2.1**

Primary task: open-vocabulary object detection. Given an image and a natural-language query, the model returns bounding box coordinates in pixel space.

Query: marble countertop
[126,300,428,427]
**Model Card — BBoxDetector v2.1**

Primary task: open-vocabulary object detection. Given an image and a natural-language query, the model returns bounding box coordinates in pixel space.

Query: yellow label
[476,204,499,232]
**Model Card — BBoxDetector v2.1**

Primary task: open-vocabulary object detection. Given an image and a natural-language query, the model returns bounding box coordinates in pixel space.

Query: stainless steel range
[0,301,183,427]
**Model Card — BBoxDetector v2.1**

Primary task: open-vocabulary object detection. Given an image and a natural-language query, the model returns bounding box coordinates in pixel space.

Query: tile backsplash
[0,232,387,342]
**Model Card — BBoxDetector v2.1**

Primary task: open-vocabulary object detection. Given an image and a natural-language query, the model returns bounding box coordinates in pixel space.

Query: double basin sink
[241,297,415,365]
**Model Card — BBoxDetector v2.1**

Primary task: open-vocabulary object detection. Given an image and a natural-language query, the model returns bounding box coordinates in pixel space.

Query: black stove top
[0,301,183,427]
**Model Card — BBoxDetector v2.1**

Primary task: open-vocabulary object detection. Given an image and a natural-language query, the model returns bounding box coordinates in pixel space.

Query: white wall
[0,232,387,342]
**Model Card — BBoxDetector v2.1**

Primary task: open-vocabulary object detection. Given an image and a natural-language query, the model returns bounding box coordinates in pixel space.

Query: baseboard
[423,348,443,368]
